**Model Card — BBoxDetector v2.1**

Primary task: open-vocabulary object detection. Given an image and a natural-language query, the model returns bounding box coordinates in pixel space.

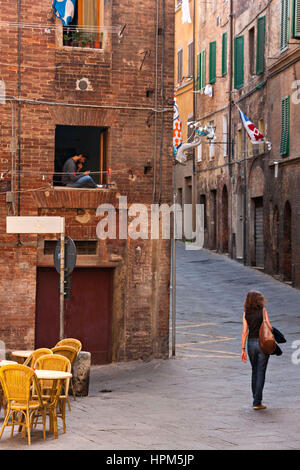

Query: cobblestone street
[1,242,300,450]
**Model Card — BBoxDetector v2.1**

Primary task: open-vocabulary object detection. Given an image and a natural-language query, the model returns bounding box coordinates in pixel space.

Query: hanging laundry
[182,0,192,24]
[53,0,75,26]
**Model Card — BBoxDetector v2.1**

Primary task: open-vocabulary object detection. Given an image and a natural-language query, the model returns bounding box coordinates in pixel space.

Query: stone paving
[1,242,300,450]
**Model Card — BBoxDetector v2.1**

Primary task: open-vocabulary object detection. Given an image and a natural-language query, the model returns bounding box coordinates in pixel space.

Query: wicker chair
[35,354,71,438]
[55,338,82,354]
[23,348,53,368]
[0,364,46,445]
[51,345,78,403]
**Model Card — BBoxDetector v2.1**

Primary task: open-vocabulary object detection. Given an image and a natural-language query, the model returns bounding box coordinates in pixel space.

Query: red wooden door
[35,267,114,364]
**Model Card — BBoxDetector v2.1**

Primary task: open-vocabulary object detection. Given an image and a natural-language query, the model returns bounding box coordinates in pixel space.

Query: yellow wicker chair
[23,348,53,368]
[51,345,78,403]
[35,354,71,438]
[55,338,82,354]
[0,364,46,445]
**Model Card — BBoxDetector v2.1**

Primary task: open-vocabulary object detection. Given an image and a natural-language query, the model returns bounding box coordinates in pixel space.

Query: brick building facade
[0,0,174,363]
[175,0,300,288]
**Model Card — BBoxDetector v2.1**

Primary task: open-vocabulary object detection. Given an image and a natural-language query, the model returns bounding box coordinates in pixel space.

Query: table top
[11,350,34,358]
[0,360,18,366]
[35,370,72,380]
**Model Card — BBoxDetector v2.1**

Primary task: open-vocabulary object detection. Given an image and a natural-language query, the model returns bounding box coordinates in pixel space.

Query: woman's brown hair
[244,290,266,315]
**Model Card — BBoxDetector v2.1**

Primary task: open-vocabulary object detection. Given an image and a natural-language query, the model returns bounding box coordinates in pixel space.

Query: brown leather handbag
[259,309,276,354]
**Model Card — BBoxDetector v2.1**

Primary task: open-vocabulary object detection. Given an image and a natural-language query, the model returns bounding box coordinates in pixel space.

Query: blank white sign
[6,217,65,234]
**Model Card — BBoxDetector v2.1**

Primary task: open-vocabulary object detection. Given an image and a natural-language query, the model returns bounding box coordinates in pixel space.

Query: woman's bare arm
[241,313,248,362]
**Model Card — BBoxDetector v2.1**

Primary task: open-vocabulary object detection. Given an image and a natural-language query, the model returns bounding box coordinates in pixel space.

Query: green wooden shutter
[197,53,201,90]
[209,41,217,84]
[234,36,244,89]
[292,0,300,38]
[222,32,228,76]
[256,16,266,75]
[280,96,290,156]
[201,49,206,89]
[281,0,289,51]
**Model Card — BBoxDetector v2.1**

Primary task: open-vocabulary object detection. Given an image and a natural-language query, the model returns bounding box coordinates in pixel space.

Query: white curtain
[182,0,192,24]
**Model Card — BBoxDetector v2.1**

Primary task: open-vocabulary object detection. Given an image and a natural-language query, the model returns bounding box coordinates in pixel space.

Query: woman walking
[241,290,273,410]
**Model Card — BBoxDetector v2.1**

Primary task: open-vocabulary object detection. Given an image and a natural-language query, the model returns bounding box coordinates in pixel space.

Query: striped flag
[173,94,183,159]
[237,106,265,144]
[53,0,75,26]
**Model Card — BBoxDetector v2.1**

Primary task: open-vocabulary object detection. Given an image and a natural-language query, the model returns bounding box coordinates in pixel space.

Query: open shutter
[256,16,266,75]
[222,32,228,76]
[209,41,217,84]
[281,0,289,51]
[201,49,206,89]
[234,36,244,89]
[280,96,290,156]
[197,53,201,90]
[293,0,300,38]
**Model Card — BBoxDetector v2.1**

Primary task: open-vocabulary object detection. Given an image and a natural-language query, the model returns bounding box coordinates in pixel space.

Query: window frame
[222,32,228,77]
[280,96,290,156]
[292,0,300,38]
[281,0,290,52]
[256,16,266,75]
[234,35,244,89]
[209,41,217,84]
[177,47,183,84]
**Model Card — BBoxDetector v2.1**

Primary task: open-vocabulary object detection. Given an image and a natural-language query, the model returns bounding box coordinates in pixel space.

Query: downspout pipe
[17,0,22,245]
[228,0,234,257]
[158,0,165,205]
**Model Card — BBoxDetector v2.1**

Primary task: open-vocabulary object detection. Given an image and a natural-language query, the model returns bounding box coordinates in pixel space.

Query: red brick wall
[0,1,174,360]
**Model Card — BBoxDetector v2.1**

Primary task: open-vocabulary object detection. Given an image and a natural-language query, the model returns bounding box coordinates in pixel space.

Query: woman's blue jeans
[247,338,269,406]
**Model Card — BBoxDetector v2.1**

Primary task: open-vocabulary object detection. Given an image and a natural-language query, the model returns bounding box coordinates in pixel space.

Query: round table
[34,370,72,380]
[11,350,34,364]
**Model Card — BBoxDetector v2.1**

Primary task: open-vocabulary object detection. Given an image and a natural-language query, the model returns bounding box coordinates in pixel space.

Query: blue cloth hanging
[53,0,76,26]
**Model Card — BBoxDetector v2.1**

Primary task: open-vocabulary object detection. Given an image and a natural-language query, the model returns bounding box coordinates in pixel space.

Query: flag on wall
[173,94,183,158]
[237,106,265,144]
[182,0,192,24]
[53,0,75,26]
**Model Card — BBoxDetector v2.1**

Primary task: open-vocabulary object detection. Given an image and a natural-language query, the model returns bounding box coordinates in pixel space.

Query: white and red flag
[237,106,265,144]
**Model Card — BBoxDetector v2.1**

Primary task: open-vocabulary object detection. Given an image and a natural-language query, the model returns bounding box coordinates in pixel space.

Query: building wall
[175,0,300,287]
[0,0,174,360]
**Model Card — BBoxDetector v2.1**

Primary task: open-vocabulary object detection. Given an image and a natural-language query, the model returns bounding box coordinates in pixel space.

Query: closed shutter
[280,96,290,156]
[234,36,244,89]
[256,16,266,75]
[281,0,289,51]
[209,41,217,84]
[201,49,206,89]
[293,0,300,38]
[222,32,228,76]
[177,48,183,83]
[197,53,201,90]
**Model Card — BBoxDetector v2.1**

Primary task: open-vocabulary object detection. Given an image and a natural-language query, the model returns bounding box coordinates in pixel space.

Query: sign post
[6,216,66,340]
[54,236,77,339]
[59,230,65,341]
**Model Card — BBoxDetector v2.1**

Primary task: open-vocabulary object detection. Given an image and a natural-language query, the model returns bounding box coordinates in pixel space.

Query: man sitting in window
[62,154,100,188]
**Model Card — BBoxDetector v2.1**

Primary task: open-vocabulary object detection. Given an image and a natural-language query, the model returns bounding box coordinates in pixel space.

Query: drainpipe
[17,0,22,245]
[152,0,159,204]
[158,0,165,205]
[192,0,196,233]
[228,0,234,257]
